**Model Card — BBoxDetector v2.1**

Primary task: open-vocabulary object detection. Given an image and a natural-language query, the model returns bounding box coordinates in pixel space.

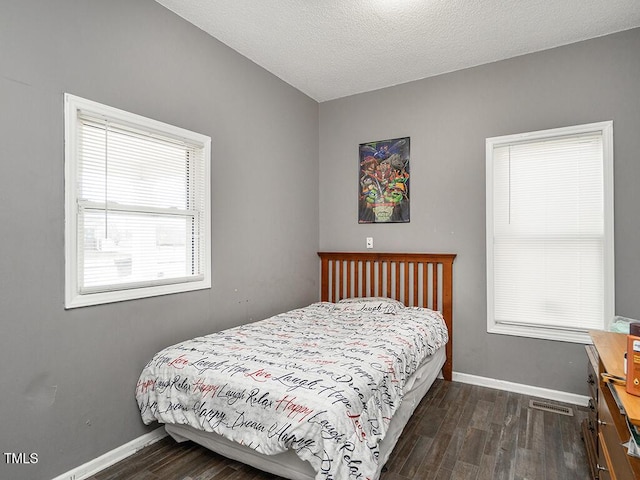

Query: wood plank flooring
[89,380,590,480]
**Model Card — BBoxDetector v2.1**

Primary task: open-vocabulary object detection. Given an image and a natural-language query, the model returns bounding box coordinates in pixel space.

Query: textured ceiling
[155,0,640,102]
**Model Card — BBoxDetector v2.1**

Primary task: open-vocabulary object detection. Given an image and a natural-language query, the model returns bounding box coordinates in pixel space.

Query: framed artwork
[358,136,410,223]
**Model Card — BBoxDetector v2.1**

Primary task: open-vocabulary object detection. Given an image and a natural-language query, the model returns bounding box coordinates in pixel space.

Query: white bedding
[136,301,448,480]
[165,347,445,480]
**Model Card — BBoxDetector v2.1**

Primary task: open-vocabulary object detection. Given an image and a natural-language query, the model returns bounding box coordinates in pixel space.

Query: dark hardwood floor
[89,380,590,480]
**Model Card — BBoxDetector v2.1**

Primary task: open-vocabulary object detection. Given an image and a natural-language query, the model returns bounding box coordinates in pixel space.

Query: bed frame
[163,252,456,480]
[318,252,456,381]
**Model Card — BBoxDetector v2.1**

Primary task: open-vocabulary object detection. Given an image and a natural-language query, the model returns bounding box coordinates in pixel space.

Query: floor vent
[529,400,573,416]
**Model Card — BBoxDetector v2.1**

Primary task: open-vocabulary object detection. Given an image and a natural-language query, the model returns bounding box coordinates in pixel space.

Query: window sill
[65,279,211,309]
[488,323,594,344]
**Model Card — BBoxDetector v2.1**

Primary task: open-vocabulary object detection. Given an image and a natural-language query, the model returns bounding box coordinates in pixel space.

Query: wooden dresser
[586,330,640,479]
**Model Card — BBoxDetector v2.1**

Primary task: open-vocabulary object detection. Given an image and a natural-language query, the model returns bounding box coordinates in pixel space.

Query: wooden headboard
[318,252,456,381]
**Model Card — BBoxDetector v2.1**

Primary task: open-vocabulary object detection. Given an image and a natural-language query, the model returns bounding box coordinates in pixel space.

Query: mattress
[165,347,445,480]
[136,300,449,480]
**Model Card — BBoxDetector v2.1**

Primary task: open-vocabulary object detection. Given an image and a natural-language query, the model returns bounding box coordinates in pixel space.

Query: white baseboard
[51,427,167,480]
[453,371,590,407]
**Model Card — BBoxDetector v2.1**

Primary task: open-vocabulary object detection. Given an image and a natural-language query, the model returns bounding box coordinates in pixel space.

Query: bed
[136,252,455,480]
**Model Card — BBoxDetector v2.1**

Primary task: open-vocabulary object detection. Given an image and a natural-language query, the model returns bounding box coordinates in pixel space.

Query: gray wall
[319,28,640,397]
[2,1,639,477]
[0,1,318,479]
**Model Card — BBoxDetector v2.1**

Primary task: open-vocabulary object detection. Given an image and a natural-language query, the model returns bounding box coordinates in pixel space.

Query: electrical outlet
[366,237,373,249]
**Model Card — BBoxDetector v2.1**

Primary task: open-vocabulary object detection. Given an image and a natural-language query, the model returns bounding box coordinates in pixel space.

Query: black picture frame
[358,137,410,223]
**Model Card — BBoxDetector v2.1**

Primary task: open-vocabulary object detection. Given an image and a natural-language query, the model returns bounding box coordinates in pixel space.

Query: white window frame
[64,94,211,308]
[486,121,614,343]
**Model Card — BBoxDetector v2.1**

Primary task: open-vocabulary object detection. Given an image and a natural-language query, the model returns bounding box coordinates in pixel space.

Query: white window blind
[486,122,614,343]
[65,94,211,308]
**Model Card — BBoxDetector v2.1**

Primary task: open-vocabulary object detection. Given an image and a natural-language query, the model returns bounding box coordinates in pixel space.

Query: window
[64,94,211,308]
[486,122,614,343]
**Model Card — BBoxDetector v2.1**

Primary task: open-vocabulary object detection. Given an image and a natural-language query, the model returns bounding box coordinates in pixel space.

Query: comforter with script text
[136,302,448,480]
